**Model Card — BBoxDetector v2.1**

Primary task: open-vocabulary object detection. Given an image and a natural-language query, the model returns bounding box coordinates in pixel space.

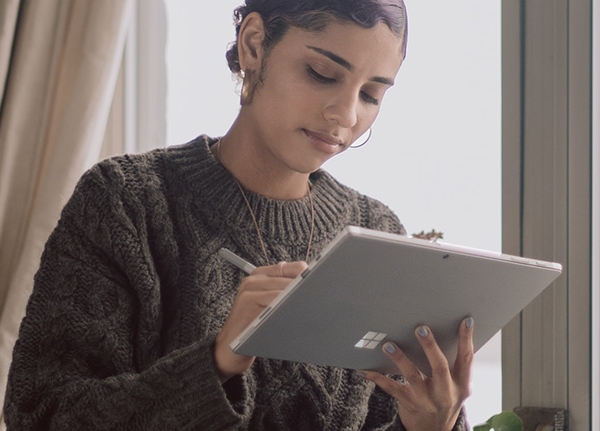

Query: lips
[304,129,345,152]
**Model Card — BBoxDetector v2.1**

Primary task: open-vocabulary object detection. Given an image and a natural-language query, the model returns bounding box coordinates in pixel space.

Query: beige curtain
[0,0,134,423]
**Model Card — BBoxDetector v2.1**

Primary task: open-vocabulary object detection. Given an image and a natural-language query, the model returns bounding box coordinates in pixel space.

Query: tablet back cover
[231,227,562,375]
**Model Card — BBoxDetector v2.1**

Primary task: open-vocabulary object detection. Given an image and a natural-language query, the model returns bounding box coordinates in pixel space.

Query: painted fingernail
[466,317,474,329]
[384,343,397,354]
[417,326,429,338]
[356,371,366,378]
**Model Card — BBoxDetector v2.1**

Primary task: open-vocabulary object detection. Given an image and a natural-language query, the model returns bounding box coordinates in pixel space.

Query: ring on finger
[277,261,285,277]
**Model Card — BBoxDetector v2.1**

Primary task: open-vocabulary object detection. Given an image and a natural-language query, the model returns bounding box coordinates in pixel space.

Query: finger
[239,273,291,292]
[220,291,282,344]
[240,262,307,292]
[380,342,424,385]
[252,261,308,278]
[414,325,451,379]
[452,317,474,395]
[236,290,282,309]
[277,261,286,277]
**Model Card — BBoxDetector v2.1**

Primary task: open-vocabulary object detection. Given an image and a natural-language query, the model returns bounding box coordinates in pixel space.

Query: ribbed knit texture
[4,136,469,430]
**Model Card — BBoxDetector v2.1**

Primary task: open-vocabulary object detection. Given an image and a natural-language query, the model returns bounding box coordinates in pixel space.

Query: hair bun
[225,0,408,80]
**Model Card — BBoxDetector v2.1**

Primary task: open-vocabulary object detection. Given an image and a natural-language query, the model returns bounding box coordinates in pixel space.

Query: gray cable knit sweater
[4,136,468,430]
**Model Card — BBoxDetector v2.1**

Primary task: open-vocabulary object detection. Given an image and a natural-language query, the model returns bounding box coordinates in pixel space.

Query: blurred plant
[411,229,444,242]
[473,411,524,431]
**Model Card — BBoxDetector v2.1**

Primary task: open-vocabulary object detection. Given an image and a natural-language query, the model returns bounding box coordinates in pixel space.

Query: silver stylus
[218,248,256,274]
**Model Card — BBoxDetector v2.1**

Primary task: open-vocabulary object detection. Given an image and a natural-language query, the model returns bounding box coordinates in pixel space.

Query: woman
[4,1,473,430]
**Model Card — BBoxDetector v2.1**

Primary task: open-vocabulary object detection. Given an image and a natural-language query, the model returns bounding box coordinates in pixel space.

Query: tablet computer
[230,226,562,375]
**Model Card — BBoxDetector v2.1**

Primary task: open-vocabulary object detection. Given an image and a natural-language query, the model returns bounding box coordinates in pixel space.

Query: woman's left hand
[358,318,474,431]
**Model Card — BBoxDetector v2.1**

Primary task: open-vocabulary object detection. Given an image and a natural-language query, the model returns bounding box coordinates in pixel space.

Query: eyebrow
[306,45,395,86]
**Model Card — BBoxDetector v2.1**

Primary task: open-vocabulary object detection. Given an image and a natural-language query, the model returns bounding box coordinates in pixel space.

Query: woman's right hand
[213,261,308,383]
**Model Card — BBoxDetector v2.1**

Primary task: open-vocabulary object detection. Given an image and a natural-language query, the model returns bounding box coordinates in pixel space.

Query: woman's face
[242,20,405,174]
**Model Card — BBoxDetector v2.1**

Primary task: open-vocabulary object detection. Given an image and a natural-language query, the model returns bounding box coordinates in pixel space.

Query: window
[591,0,599,427]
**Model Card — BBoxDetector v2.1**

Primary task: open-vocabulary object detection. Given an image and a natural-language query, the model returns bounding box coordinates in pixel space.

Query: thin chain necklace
[216,139,315,265]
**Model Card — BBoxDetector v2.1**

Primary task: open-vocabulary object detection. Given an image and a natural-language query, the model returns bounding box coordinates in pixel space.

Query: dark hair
[226,0,408,77]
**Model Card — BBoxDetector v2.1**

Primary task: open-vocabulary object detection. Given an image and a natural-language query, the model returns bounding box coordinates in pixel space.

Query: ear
[237,12,266,73]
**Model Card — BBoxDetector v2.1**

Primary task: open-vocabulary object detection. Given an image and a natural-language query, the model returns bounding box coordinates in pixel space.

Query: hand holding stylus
[214,251,308,383]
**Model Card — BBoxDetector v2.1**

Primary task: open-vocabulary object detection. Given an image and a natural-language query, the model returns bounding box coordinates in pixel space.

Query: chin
[288,157,327,175]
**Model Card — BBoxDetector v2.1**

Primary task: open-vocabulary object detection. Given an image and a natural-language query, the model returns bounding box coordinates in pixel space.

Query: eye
[360,91,380,106]
[307,66,336,84]
[308,64,381,106]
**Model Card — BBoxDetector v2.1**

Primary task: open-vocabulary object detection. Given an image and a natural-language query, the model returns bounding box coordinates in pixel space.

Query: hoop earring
[240,81,249,105]
[350,128,372,148]
[240,69,255,106]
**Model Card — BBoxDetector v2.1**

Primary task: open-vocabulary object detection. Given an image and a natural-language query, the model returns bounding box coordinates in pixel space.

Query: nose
[323,92,359,129]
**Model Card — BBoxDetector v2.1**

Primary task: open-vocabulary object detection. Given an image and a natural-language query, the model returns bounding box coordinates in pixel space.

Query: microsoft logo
[354,331,388,349]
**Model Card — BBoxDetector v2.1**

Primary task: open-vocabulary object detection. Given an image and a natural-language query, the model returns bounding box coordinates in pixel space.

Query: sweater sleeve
[3,160,252,430]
